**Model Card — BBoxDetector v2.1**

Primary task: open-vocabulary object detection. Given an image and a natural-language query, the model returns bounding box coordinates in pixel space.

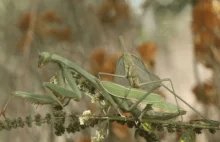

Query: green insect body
[13,91,58,105]
[1,52,186,129]
[178,128,196,142]
[96,80,186,120]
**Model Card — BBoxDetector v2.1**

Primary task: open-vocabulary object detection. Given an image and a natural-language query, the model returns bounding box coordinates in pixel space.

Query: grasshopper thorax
[123,53,140,88]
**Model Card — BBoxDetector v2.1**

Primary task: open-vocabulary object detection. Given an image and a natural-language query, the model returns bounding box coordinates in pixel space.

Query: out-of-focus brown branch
[22,0,39,59]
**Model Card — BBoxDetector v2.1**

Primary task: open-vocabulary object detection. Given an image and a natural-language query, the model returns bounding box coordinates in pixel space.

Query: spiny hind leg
[161,84,207,119]
[0,96,12,118]
[0,91,57,118]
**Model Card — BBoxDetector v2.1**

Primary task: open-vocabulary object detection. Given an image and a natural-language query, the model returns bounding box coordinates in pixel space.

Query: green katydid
[98,36,206,120]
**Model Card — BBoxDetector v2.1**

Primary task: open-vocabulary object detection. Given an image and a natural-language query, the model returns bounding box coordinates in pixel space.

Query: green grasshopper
[98,36,205,119]
[1,52,186,122]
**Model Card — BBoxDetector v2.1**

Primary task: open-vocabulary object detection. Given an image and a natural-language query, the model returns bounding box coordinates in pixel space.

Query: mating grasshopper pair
[1,51,186,121]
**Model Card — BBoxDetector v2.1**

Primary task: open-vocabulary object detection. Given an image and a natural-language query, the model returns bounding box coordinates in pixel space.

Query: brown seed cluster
[191,0,220,106]
[192,0,220,68]
[136,42,157,69]
[89,48,121,81]
[17,10,72,53]
[97,0,130,25]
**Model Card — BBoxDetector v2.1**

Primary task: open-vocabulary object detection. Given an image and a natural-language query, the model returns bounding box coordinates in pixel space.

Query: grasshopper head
[38,52,51,68]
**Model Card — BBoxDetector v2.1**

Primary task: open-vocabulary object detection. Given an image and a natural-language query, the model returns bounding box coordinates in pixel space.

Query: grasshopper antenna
[36,47,40,55]
[119,35,126,52]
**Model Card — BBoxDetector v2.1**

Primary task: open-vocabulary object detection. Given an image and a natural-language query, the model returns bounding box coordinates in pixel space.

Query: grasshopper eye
[38,52,51,68]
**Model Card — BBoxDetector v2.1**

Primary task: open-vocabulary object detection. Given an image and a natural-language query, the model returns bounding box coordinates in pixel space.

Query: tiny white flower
[50,76,58,84]
[91,93,101,103]
[79,110,92,125]
[91,96,97,103]
[83,110,92,115]
[91,130,104,142]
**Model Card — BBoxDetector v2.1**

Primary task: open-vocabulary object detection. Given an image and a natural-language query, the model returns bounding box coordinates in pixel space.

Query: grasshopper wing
[114,54,160,91]
[114,55,130,86]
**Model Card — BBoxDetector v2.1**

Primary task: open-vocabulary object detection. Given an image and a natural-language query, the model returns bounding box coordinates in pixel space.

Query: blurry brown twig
[136,42,157,70]
[17,8,72,53]
[97,0,130,25]
[22,0,39,58]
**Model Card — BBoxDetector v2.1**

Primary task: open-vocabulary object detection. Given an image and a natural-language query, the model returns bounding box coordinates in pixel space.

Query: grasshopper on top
[98,36,207,120]
[114,36,160,90]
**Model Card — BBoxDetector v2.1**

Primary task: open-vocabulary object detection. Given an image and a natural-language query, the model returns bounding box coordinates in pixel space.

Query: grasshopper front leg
[0,91,58,118]
[0,65,83,118]
[38,64,84,106]
[0,80,82,118]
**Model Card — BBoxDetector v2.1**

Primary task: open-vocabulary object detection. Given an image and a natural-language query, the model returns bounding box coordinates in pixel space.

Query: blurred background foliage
[0,0,220,141]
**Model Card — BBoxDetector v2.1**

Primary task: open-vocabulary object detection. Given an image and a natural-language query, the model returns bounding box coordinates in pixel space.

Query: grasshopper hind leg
[138,78,185,121]
[139,78,207,120]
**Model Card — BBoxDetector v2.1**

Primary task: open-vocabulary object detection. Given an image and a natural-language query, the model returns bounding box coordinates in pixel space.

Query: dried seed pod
[25,115,32,127]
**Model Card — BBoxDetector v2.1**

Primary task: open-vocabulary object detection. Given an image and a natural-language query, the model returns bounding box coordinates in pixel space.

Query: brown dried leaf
[192,80,217,105]
[97,0,130,25]
[47,27,72,42]
[89,48,106,76]
[17,12,31,32]
[100,54,120,81]
[192,0,220,68]
[136,42,157,69]
[40,10,62,23]
[17,9,71,51]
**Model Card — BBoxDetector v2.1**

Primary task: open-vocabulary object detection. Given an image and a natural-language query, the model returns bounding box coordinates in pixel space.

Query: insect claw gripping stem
[0,95,12,118]
[0,110,6,118]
